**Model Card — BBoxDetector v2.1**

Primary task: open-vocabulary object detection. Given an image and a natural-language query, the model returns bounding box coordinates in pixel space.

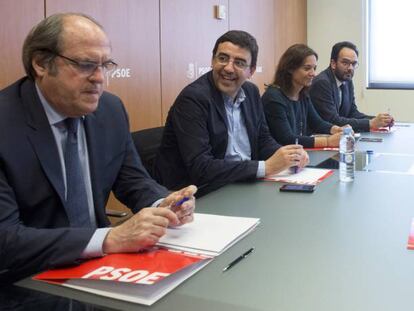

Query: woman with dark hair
[262,44,348,148]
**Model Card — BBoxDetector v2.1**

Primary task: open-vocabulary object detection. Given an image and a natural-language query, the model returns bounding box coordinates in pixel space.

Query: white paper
[157,213,260,256]
[265,167,332,185]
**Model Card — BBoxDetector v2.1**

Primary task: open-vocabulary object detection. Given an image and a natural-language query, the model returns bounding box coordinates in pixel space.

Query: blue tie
[64,118,91,227]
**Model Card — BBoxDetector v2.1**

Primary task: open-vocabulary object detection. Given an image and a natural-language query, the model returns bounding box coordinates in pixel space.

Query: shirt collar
[35,83,66,126]
[222,88,246,107]
[334,76,344,88]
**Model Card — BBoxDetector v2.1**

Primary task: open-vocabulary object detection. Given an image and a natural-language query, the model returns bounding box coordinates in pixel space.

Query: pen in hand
[387,108,391,130]
[173,197,189,208]
[292,138,299,174]
[168,197,191,224]
[222,247,254,272]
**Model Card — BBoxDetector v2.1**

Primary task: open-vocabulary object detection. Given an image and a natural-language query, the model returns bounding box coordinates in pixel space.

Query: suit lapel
[334,84,341,112]
[207,72,228,128]
[84,111,107,225]
[327,68,341,112]
[22,79,65,203]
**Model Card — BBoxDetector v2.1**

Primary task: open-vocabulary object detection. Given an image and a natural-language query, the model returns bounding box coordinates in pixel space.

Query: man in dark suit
[154,30,309,196]
[310,41,393,132]
[0,13,197,284]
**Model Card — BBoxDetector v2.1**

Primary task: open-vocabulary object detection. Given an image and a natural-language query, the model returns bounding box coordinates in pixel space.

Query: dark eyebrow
[217,53,246,61]
[234,57,247,62]
[341,57,357,62]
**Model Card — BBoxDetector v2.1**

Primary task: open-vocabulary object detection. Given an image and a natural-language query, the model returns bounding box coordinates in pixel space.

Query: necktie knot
[65,118,80,135]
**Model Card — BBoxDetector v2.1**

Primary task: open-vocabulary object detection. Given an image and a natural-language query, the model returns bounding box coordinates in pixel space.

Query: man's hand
[159,185,197,225]
[265,145,309,176]
[330,125,343,134]
[103,207,179,254]
[370,113,394,129]
[102,185,197,254]
[330,124,352,135]
[327,132,342,147]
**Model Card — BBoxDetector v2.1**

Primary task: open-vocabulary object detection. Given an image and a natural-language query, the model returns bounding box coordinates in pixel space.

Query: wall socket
[215,5,226,20]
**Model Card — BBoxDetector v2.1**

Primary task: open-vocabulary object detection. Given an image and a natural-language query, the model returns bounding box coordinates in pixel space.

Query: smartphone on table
[279,184,315,193]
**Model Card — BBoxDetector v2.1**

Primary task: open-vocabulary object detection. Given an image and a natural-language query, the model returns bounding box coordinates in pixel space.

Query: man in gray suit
[310,41,393,132]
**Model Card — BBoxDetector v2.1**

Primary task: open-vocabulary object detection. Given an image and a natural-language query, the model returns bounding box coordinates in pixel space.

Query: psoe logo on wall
[106,67,132,86]
[186,63,211,80]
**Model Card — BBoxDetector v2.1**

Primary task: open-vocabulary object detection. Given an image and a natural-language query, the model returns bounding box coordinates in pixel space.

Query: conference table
[15,123,414,310]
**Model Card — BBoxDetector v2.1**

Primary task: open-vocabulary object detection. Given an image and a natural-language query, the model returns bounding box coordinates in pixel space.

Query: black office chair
[105,127,164,225]
[131,126,164,178]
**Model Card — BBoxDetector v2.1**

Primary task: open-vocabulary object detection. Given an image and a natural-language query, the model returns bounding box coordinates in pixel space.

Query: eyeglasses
[339,59,359,69]
[214,54,250,70]
[55,53,118,75]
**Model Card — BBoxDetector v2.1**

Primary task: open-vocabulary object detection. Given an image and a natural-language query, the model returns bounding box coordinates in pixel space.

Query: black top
[262,86,333,148]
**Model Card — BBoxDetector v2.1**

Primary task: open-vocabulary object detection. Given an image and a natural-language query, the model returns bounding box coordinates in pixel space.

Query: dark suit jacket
[310,67,372,132]
[154,72,280,196]
[0,78,169,283]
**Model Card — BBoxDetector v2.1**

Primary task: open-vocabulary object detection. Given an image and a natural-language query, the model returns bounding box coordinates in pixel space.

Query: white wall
[308,0,414,122]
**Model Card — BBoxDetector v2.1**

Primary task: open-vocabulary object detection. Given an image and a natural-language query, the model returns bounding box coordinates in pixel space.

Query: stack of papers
[371,127,396,133]
[158,213,260,257]
[263,167,333,185]
[34,213,260,305]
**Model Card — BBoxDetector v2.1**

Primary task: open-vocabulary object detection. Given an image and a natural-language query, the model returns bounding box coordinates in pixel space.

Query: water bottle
[364,150,374,171]
[339,127,355,182]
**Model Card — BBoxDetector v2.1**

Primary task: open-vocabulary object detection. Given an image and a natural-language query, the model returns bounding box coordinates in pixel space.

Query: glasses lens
[103,61,117,71]
[78,63,98,74]
[215,55,249,69]
[233,60,248,70]
[56,54,117,75]
[77,61,117,75]
[216,55,229,64]
[341,60,358,69]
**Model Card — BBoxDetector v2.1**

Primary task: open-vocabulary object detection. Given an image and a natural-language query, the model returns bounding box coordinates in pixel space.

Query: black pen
[293,137,299,174]
[222,247,254,272]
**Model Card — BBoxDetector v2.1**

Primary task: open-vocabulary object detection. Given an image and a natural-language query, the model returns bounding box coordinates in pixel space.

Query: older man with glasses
[0,13,198,285]
[154,30,309,197]
[310,41,393,132]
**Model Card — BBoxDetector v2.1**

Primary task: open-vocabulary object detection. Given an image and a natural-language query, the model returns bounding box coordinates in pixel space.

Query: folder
[34,213,260,305]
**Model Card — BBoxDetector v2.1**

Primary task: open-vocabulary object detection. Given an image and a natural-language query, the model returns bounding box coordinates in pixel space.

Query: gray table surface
[16,123,414,311]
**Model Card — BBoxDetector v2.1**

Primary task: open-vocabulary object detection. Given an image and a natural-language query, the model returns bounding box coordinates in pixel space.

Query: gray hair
[22,13,104,80]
